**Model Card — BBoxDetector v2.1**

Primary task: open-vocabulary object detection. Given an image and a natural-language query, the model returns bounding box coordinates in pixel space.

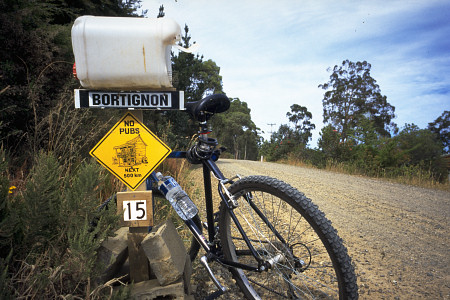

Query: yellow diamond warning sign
[90,112,171,190]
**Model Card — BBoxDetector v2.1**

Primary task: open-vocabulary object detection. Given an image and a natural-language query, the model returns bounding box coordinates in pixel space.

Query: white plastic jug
[71,16,181,90]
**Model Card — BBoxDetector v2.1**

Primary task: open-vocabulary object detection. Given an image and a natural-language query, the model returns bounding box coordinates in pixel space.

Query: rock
[131,279,187,299]
[97,227,129,281]
[141,220,187,285]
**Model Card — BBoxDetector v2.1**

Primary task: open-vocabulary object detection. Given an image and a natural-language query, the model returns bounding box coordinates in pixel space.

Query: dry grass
[9,257,128,299]
[281,156,450,191]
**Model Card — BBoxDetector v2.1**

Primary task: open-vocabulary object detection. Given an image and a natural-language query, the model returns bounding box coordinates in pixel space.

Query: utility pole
[267,123,276,137]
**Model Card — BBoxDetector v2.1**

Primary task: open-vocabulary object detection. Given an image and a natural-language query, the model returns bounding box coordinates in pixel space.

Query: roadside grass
[279,156,449,191]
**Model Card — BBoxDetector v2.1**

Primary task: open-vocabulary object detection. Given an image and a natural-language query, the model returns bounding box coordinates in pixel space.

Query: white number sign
[123,200,147,221]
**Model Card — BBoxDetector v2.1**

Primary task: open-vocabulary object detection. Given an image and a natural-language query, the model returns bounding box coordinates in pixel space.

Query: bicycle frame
[165,142,282,273]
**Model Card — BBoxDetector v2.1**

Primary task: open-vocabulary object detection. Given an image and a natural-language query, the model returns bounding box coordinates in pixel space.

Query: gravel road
[187,159,450,299]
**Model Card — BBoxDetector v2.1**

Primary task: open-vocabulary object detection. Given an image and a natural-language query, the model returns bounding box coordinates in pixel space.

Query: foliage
[428,110,449,154]
[318,124,352,161]
[31,90,120,171]
[1,151,122,298]
[0,151,14,255]
[21,152,63,254]
[318,60,397,146]
[264,60,447,185]
[394,124,446,180]
[261,125,296,161]
[286,104,316,144]
[395,124,440,164]
[0,0,72,154]
[261,105,315,161]
[315,121,448,182]
[213,98,260,160]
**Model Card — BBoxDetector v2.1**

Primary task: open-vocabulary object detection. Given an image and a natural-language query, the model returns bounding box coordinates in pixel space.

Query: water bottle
[155,172,199,221]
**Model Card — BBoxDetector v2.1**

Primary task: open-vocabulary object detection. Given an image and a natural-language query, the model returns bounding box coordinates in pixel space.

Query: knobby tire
[218,176,358,299]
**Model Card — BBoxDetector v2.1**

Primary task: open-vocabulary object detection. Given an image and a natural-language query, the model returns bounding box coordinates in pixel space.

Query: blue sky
[141,0,450,146]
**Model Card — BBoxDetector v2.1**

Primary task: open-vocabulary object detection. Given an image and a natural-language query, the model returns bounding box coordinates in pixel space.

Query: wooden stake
[127,109,151,282]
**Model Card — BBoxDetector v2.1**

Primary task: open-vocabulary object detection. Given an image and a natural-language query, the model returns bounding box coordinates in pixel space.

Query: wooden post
[127,110,151,283]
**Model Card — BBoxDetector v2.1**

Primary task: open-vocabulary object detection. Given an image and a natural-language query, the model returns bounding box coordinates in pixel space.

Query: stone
[141,220,187,285]
[131,279,186,299]
[97,227,129,281]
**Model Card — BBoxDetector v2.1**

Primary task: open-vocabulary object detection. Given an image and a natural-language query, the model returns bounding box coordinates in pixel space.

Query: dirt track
[188,159,450,299]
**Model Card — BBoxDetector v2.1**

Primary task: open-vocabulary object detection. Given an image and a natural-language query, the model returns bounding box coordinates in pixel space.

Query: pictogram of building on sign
[113,135,149,167]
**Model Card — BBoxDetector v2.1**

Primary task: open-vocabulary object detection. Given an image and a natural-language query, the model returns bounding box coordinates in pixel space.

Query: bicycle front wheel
[218,176,357,299]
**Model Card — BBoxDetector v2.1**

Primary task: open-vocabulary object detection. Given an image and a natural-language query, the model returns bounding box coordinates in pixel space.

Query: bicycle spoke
[219,176,357,299]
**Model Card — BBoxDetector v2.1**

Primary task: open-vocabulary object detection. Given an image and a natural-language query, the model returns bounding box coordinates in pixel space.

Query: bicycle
[104,93,358,299]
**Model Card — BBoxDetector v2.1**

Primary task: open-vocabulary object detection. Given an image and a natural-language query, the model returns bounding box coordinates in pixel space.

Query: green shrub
[1,151,124,298]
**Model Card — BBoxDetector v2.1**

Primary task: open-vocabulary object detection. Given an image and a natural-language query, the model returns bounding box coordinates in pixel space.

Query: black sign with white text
[74,90,184,110]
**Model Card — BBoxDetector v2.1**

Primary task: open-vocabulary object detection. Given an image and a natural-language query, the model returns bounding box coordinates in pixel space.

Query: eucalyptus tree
[286,104,315,145]
[318,60,397,145]
[428,110,449,153]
